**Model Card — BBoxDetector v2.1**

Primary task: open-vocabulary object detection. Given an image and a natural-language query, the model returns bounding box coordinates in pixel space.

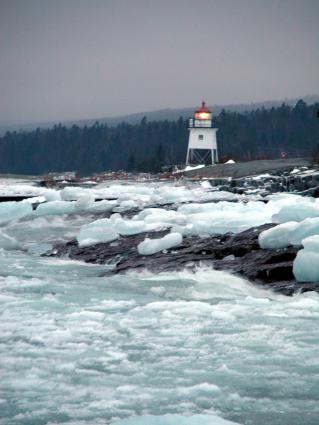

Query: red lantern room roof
[195,101,211,114]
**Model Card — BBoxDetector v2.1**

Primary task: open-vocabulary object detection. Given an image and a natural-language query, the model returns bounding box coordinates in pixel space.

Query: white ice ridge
[138,232,183,255]
[114,414,240,425]
[259,217,319,249]
[293,235,319,282]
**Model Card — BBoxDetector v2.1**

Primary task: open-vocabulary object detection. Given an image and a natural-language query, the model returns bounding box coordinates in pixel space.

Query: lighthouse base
[186,148,218,166]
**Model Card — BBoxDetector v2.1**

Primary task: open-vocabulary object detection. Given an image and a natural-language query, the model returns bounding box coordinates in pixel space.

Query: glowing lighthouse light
[186,101,219,165]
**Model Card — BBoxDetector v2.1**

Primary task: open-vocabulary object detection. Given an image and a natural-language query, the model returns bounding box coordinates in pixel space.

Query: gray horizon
[1,0,319,126]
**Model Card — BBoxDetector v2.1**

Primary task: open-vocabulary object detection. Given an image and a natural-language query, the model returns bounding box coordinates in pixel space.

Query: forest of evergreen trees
[0,100,318,175]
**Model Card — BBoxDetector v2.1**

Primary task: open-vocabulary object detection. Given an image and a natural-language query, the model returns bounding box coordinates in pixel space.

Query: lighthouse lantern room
[186,102,218,165]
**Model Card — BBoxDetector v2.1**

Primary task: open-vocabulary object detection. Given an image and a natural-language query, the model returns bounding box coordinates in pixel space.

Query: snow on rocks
[138,232,183,256]
[293,235,319,282]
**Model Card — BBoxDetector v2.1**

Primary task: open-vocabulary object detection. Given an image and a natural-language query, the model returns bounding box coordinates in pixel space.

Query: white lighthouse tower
[186,102,218,165]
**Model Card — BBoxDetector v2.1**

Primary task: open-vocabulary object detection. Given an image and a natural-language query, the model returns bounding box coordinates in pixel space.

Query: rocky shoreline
[46,223,319,296]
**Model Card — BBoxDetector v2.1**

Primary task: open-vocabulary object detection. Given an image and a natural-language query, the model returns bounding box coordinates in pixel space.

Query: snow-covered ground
[1,178,319,424]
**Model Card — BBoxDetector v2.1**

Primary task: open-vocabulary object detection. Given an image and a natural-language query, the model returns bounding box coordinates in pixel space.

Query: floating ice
[138,232,183,255]
[293,235,319,282]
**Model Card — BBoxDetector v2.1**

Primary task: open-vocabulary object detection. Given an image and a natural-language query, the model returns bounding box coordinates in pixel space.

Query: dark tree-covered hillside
[0,101,318,175]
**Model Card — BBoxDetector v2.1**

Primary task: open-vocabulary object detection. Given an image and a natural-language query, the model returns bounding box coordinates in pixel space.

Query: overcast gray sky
[1,0,318,125]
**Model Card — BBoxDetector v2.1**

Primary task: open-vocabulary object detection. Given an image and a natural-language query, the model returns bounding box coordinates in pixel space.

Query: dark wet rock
[45,223,319,295]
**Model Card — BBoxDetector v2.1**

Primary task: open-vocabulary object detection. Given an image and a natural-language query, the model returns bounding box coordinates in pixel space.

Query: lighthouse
[186,102,218,165]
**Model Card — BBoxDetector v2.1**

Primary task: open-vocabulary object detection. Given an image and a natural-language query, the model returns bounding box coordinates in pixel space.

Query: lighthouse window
[198,134,204,140]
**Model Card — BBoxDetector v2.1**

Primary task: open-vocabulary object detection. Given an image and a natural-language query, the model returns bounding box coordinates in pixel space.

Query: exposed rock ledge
[46,223,319,296]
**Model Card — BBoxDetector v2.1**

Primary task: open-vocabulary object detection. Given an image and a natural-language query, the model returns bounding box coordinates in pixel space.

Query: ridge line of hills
[1,94,318,136]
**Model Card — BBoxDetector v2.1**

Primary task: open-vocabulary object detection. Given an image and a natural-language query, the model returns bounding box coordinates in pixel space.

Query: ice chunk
[293,235,319,282]
[138,232,183,255]
[273,199,319,223]
[114,414,240,425]
[77,218,119,247]
[136,208,186,225]
[115,220,146,235]
[205,191,241,201]
[60,186,92,201]
[35,195,112,216]
[0,201,32,224]
[259,217,319,249]
[85,199,117,213]
[259,222,298,249]
[76,213,154,246]
[35,200,78,216]
[0,231,19,250]
[75,194,95,210]
[200,180,212,189]
[115,199,138,212]
[175,202,272,236]
[42,189,61,202]
[289,218,319,246]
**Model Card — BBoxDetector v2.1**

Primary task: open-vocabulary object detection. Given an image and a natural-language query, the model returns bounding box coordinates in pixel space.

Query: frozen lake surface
[1,179,319,425]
